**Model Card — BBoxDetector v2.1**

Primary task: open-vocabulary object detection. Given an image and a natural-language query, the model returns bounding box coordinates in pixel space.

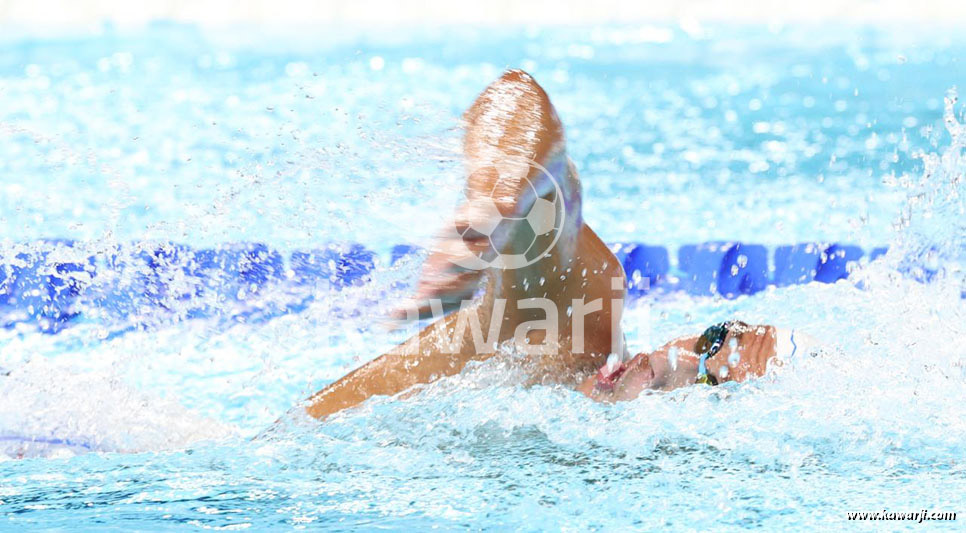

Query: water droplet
[668,347,679,370]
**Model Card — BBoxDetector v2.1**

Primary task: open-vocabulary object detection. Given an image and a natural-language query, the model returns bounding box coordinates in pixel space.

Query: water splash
[884,89,966,289]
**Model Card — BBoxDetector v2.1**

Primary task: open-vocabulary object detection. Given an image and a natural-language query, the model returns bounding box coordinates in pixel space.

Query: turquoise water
[2,23,966,530]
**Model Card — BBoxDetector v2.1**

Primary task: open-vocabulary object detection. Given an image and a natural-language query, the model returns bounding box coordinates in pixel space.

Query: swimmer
[304,70,807,419]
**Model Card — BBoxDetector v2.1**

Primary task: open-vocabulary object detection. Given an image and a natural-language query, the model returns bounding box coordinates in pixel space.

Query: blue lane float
[772,244,822,286]
[194,242,286,301]
[814,244,864,284]
[0,240,96,334]
[292,243,376,288]
[677,242,729,296]
[390,244,423,265]
[1,240,891,334]
[90,242,197,323]
[717,243,769,298]
[612,243,669,295]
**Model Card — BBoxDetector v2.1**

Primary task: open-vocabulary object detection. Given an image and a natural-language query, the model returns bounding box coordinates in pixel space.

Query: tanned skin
[304,70,779,419]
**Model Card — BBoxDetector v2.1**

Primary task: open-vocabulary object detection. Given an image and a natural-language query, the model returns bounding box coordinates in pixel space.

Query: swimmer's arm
[304,316,469,419]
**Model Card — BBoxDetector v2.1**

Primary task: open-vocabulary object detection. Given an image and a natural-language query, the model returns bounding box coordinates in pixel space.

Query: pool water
[2,22,966,530]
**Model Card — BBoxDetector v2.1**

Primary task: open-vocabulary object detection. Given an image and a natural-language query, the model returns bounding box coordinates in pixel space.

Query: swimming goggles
[694,321,739,386]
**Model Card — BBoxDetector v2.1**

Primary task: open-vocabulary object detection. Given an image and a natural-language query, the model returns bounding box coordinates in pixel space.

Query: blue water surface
[1,22,965,531]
